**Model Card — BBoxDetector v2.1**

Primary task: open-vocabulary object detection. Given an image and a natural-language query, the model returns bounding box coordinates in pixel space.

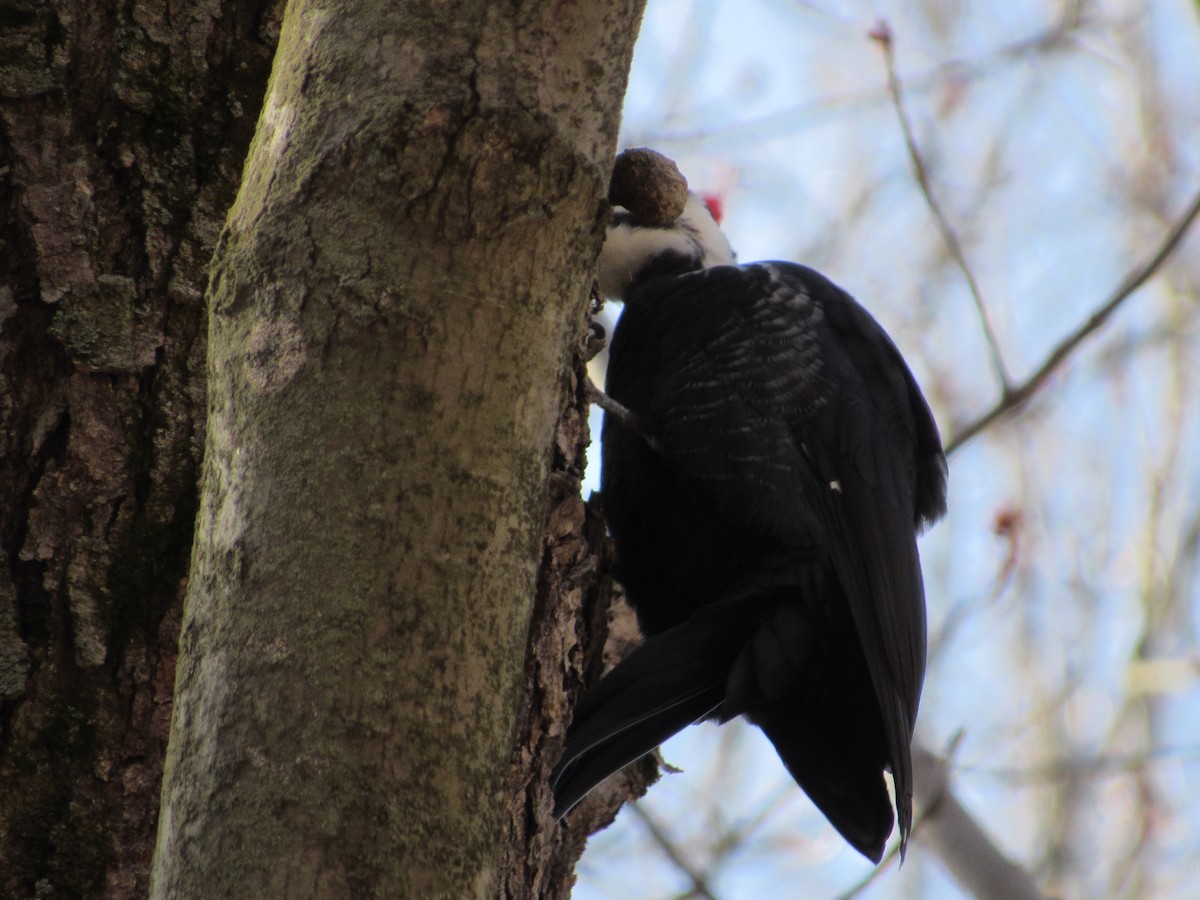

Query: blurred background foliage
[576,1,1200,897]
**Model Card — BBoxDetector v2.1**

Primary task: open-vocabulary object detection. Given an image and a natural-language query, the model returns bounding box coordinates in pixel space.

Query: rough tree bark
[149,1,646,897]
[0,2,280,896]
[2,0,646,897]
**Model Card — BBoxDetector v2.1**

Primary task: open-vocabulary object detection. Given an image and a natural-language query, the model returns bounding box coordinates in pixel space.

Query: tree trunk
[2,0,645,896]
[150,1,645,897]
[0,2,278,896]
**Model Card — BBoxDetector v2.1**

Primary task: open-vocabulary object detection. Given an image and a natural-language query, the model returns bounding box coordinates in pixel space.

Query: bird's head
[598,192,736,300]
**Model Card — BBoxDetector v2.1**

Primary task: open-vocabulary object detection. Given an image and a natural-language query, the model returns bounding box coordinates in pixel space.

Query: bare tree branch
[872,20,1012,391]
[911,744,1048,900]
[627,803,722,900]
[945,182,1200,455]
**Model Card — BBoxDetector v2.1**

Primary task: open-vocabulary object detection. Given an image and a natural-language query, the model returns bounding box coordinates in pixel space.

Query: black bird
[551,193,948,863]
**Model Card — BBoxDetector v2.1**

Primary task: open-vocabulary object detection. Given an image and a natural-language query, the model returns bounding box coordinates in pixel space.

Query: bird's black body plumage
[552,198,947,863]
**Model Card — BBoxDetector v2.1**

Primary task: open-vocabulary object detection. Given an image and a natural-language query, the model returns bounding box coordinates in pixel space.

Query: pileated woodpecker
[551,189,948,863]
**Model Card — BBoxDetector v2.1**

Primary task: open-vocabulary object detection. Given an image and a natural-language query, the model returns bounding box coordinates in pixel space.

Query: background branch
[873,20,1012,391]
[945,182,1200,455]
[910,744,1046,900]
[628,804,722,900]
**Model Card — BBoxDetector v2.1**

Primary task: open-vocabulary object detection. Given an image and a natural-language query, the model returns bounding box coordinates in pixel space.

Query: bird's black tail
[756,713,893,864]
[725,592,897,863]
[552,589,902,865]
[550,599,755,819]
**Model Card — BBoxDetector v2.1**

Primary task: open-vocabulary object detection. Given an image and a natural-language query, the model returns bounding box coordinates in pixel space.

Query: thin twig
[872,21,1012,392]
[628,803,722,900]
[587,378,665,454]
[945,182,1200,456]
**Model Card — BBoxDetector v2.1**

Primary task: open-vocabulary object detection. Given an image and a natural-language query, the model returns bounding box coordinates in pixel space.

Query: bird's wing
[610,261,947,842]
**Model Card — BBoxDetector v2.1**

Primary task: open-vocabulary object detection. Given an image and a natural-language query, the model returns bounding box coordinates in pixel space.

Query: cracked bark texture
[148,1,647,897]
[2,0,646,897]
[496,304,659,900]
[0,1,279,897]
